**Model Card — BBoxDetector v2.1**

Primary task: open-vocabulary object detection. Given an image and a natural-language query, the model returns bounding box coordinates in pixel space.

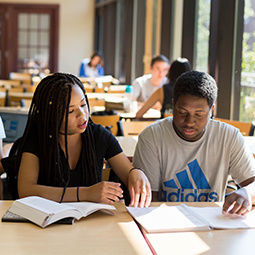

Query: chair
[9,72,32,85]
[0,80,21,87]
[119,120,155,136]
[25,85,37,93]
[0,97,5,106]
[8,92,33,107]
[90,115,120,136]
[88,98,105,107]
[214,117,253,136]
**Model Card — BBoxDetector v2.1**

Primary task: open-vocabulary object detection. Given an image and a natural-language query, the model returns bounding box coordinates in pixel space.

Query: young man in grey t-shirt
[132,55,170,102]
[134,70,255,215]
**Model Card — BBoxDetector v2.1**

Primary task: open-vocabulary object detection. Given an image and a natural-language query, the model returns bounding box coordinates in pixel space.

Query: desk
[0,201,152,255]
[141,202,255,255]
[120,108,160,120]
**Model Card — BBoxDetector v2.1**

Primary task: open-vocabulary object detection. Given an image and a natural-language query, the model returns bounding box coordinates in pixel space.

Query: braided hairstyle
[17,72,100,188]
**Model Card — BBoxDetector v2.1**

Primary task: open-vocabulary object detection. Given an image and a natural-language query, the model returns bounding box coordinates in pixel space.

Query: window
[240,0,255,121]
[195,0,211,72]
[18,13,50,73]
[0,3,59,79]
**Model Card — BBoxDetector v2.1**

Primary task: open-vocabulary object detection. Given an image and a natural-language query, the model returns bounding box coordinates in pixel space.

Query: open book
[3,196,116,228]
[126,204,255,233]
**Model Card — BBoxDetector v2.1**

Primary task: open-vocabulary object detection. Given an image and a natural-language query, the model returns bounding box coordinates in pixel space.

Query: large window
[195,0,211,72]
[240,0,255,121]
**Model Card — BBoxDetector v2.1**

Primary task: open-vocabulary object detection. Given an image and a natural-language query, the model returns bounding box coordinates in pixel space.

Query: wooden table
[0,201,152,255]
[140,202,255,255]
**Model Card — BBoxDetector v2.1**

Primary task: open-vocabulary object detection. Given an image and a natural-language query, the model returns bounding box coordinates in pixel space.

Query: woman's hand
[81,181,123,204]
[128,169,151,208]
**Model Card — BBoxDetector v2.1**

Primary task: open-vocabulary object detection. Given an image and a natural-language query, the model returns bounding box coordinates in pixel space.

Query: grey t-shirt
[133,117,255,202]
[132,74,168,102]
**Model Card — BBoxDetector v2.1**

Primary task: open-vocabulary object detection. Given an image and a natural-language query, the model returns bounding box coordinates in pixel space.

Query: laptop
[0,107,28,143]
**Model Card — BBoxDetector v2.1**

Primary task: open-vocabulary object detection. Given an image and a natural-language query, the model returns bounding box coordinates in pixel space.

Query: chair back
[0,80,21,87]
[214,118,253,136]
[9,72,32,85]
[0,97,5,106]
[90,115,120,136]
[120,120,155,136]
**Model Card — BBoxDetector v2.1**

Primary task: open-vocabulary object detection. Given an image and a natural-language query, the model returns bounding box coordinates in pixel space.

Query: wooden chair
[9,72,32,85]
[214,117,253,136]
[0,97,5,106]
[90,115,120,136]
[119,120,155,136]
[0,79,21,87]
[8,87,25,93]
[8,92,33,107]
[88,98,105,107]
[25,85,37,93]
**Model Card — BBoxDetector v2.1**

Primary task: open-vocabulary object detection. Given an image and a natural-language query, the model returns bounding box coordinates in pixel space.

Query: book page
[187,206,255,229]
[126,205,210,233]
[63,202,116,217]
[15,196,73,215]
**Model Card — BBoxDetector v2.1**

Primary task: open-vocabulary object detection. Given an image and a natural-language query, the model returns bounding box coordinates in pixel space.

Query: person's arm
[223,177,255,215]
[107,152,151,207]
[135,87,163,119]
[18,152,124,204]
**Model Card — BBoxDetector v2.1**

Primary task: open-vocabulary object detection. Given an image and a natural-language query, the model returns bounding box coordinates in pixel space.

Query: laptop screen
[0,107,28,143]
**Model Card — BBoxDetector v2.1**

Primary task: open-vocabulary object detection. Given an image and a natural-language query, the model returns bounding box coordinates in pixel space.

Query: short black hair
[150,54,170,67]
[173,70,218,108]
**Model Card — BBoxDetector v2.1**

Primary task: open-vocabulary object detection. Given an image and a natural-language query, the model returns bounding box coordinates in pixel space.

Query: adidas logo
[162,159,218,202]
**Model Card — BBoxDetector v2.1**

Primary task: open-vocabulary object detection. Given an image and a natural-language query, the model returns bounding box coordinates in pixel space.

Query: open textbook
[2,196,116,228]
[126,204,255,233]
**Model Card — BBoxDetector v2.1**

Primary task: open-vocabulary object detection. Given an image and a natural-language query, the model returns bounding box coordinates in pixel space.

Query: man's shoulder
[207,119,241,139]
[133,74,152,84]
[140,118,172,137]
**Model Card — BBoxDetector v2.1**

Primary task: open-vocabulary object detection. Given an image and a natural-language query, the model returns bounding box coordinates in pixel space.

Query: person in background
[17,73,151,207]
[135,58,191,119]
[79,52,104,78]
[133,70,255,215]
[132,55,170,103]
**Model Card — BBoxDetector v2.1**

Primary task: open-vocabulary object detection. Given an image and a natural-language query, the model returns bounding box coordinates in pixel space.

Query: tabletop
[0,201,152,255]
[142,202,255,255]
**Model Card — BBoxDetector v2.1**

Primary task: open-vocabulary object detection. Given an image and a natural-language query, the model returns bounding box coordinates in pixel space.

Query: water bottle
[124,85,136,112]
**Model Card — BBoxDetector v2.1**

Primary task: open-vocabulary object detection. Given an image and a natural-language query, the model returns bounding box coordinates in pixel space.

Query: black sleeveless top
[161,81,174,118]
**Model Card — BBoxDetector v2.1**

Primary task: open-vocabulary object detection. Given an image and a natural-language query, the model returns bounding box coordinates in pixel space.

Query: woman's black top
[22,122,122,186]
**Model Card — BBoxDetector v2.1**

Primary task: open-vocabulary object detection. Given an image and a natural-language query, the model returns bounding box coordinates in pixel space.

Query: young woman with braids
[17,73,151,207]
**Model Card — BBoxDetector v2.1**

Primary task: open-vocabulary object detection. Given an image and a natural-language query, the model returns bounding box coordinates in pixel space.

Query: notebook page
[187,206,255,229]
[126,205,210,233]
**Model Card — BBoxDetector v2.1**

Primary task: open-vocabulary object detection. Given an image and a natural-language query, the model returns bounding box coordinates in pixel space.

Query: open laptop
[0,107,28,143]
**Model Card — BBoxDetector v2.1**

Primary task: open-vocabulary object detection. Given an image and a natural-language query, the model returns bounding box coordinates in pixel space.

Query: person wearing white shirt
[132,55,170,103]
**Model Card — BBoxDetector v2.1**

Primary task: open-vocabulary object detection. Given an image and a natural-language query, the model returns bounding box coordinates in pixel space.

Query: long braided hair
[17,73,100,187]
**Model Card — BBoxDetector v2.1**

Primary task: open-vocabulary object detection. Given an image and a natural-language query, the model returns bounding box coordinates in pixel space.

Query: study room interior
[1,0,255,254]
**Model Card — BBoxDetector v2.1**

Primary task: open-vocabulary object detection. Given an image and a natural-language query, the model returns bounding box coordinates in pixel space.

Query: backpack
[1,137,22,199]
